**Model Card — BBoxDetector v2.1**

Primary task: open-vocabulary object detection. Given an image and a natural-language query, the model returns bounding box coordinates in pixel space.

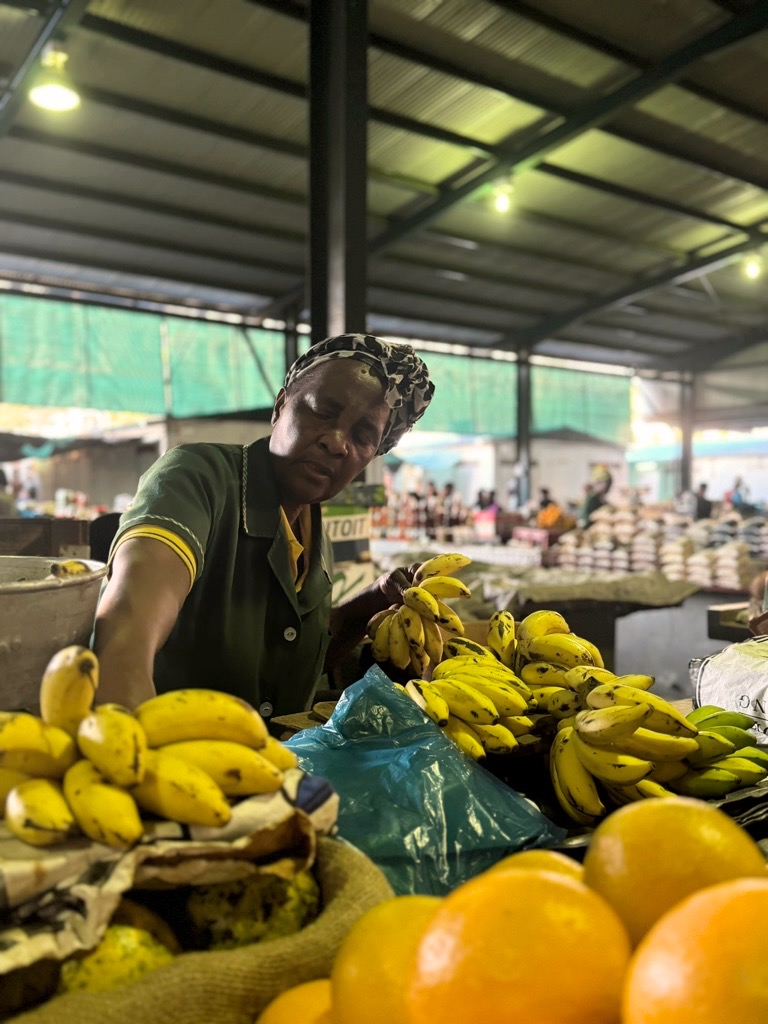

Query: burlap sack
[9,837,394,1024]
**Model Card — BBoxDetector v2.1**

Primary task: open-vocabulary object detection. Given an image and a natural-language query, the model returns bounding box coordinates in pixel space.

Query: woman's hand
[375,562,422,606]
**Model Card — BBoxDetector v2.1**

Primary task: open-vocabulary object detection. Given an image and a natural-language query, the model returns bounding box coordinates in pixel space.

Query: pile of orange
[256,797,768,1024]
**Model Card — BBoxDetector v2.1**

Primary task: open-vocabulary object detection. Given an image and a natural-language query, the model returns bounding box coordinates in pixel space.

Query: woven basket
[9,837,394,1024]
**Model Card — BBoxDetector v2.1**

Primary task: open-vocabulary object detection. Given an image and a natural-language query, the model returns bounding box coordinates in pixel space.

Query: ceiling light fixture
[743,255,763,281]
[28,41,80,112]
[492,178,515,214]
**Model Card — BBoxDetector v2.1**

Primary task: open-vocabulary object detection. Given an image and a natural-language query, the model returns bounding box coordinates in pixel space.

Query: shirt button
[259,701,274,718]
[283,627,297,642]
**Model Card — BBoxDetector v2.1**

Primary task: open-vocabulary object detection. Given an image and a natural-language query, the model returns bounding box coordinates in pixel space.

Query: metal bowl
[0,556,108,713]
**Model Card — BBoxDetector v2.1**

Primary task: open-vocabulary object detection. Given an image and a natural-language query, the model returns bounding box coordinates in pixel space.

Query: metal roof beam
[367,5,768,254]
[507,233,767,350]
[660,323,768,372]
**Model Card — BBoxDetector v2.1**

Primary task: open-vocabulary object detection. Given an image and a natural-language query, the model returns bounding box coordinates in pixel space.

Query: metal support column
[516,352,532,507]
[308,0,368,345]
[283,306,299,376]
[680,373,695,494]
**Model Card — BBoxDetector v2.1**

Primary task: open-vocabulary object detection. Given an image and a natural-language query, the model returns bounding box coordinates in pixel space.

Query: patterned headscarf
[283,333,435,455]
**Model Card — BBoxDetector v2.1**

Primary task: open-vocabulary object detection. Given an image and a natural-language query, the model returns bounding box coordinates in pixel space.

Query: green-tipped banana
[687,706,755,730]
[731,745,768,769]
[586,683,698,737]
[671,767,741,799]
[705,725,756,751]
[405,680,450,727]
[573,703,652,746]
[571,733,653,785]
[686,730,737,766]
[647,759,689,783]
[707,756,767,787]
[413,552,471,585]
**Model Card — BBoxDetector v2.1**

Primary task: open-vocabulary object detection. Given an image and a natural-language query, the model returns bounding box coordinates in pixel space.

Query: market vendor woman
[93,333,434,721]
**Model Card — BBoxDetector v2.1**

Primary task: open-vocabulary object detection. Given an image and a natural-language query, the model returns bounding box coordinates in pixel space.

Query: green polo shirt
[108,438,334,718]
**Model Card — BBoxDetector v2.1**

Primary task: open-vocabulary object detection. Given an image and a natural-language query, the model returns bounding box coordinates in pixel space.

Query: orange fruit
[331,894,441,1024]
[406,867,631,1024]
[623,876,768,1023]
[583,796,766,946]
[255,979,332,1024]
[487,848,584,881]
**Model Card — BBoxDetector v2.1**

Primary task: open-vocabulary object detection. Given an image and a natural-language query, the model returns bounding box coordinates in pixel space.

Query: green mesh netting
[0,295,630,445]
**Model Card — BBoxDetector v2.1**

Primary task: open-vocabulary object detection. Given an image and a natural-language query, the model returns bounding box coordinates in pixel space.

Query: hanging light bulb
[492,178,515,214]
[29,42,80,112]
[743,255,763,281]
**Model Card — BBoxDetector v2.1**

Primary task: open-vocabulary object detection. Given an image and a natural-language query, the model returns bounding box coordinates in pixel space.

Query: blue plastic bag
[287,666,566,895]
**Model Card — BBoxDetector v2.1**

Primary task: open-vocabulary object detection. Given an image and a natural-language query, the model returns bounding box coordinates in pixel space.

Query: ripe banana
[405,680,450,727]
[159,739,284,796]
[573,703,652,746]
[686,730,737,766]
[49,559,91,577]
[0,713,78,778]
[470,722,519,755]
[535,687,582,719]
[419,576,471,600]
[39,645,99,737]
[386,607,412,670]
[670,767,740,799]
[403,586,441,622]
[260,735,298,771]
[707,756,767,787]
[436,661,532,701]
[617,727,700,762]
[562,665,617,691]
[647,760,689,783]
[4,778,79,847]
[549,727,605,825]
[428,679,500,726]
[135,689,268,749]
[585,683,698,737]
[486,611,517,670]
[571,635,605,669]
[442,637,492,660]
[413,552,471,585]
[516,609,571,647]
[76,704,148,787]
[131,749,232,828]
[409,644,429,678]
[434,599,465,635]
[0,767,31,813]
[422,617,444,665]
[366,605,397,641]
[437,672,528,717]
[371,614,393,662]
[613,673,655,691]
[520,661,572,688]
[603,778,675,805]
[63,759,144,848]
[525,633,596,669]
[400,605,426,653]
[571,733,653,785]
[443,716,485,761]
[498,714,535,737]
[686,706,755,730]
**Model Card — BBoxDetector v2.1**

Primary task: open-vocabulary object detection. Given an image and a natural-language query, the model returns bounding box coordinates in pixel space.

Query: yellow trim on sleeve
[111,525,197,591]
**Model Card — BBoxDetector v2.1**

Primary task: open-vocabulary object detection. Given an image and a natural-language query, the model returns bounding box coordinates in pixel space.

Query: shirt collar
[241,437,282,537]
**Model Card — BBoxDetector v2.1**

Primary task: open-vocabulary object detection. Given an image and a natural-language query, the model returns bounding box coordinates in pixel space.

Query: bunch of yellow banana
[367,552,472,675]
[2,647,299,850]
[400,641,539,760]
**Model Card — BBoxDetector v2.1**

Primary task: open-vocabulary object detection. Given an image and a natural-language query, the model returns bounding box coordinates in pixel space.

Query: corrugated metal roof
[0,0,767,411]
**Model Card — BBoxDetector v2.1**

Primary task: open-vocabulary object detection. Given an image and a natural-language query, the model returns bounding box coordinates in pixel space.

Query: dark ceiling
[3,0,768,380]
